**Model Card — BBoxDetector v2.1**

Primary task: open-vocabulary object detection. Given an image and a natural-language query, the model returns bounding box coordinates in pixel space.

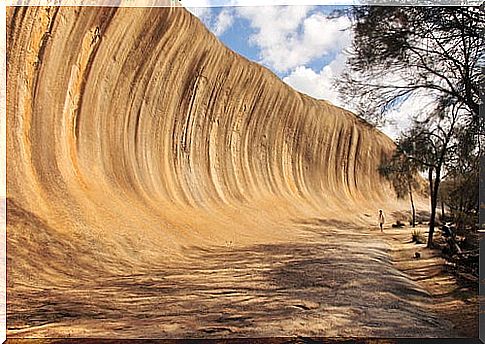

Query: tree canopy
[339,6,483,127]
[338,5,484,246]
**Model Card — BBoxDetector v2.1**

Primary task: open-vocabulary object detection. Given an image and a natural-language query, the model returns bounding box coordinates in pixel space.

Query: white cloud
[228,0,360,5]
[380,93,436,140]
[186,7,212,23]
[235,6,351,73]
[283,51,348,107]
[284,52,436,140]
[189,5,410,137]
[212,9,235,36]
[185,0,213,23]
[188,5,352,73]
[186,4,235,37]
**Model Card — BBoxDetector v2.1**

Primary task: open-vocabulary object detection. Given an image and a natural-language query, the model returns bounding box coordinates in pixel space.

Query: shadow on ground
[8,218,454,338]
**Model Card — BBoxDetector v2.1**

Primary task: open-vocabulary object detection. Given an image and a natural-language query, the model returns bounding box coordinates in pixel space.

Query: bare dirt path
[384,224,478,338]
[8,219,468,339]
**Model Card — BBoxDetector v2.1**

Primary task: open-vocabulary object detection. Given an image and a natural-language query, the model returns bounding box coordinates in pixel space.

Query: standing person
[378,209,385,232]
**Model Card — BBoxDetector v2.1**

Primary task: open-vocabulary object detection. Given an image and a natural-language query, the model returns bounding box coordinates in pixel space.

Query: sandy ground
[6,6,478,341]
[386,224,478,338]
[7,220,477,339]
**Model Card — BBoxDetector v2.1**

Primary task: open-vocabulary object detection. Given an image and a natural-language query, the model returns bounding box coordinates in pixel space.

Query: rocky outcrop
[6,6,397,279]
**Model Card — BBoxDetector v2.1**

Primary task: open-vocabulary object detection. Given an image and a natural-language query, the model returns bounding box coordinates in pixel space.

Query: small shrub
[412,229,426,244]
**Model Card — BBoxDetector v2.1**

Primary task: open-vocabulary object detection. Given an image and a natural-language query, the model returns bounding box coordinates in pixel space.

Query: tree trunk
[428,196,438,248]
[411,194,416,227]
[408,180,416,227]
[427,168,434,247]
[427,167,442,248]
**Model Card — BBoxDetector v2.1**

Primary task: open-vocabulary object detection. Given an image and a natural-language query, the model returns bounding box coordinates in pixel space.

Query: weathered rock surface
[7,6,397,281]
[10,5,472,339]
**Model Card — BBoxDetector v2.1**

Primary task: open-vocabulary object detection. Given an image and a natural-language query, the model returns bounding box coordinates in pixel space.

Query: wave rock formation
[7,6,398,281]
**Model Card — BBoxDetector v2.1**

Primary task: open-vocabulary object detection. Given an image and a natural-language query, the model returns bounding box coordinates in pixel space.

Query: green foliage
[440,170,479,229]
[379,152,419,199]
[379,151,420,227]
[397,114,455,246]
[339,5,483,247]
[338,6,483,126]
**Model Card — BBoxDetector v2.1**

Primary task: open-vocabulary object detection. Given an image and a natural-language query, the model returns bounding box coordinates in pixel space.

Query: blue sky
[185,3,417,139]
[207,6,348,78]
[187,5,352,106]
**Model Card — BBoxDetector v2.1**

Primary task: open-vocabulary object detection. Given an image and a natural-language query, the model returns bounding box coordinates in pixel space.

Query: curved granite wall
[6,6,397,279]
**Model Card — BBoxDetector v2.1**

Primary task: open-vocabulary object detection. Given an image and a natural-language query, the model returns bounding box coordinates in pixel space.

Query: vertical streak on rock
[7,6,398,263]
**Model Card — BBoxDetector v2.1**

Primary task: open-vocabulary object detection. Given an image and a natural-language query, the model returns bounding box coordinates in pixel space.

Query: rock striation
[6,6,398,280]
